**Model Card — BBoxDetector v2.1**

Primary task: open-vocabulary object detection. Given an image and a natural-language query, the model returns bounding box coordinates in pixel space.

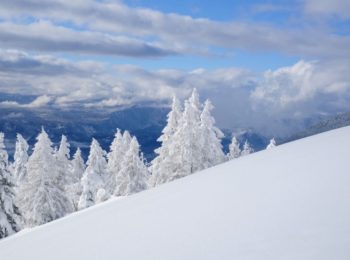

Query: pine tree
[266,138,277,149]
[150,96,182,186]
[106,129,124,194]
[199,99,226,168]
[78,138,107,210]
[17,129,72,227]
[0,133,21,238]
[228,136,241,159]
[12,134,29,185]
[241,140,254,156]
[115,137,148,196]
[68,148,85,210]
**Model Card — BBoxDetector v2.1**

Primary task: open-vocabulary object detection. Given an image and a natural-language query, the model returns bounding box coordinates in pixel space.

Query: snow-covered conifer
[56,135,71,188]
[266,138,277,149]
[12,134,29,185]
[115,137,148,196]
[122,130,132,148]
[199,99,226,168]
[156,88,203,182]
[71,148,85,183]
[68,148,85,210]
[241,140,254,156]
[0,133,21,238]
[228,136,241,159]
[18,129,72,227]
[150,96,182,186]
[78,139,107,209]
[106,129,124,194]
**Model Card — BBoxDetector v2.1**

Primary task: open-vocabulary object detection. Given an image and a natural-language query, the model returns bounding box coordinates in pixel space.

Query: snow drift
[1,126,350,259]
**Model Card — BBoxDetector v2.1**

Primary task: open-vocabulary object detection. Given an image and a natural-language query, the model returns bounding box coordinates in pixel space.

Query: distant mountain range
[0,106,168,161]
[283,111,350,143]
[1,102,349,162]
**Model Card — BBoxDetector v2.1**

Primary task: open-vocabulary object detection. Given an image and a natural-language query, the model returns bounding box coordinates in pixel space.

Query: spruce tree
[228,136,241,159]
[115,137,148,196]
[167,89,203,180]
[17,129,72,227]
[199,99,226,168]
[68,148,85,210]
[106,129,124,194]
[12,134,29,185]
[56,135,71,190]
[150,96,182,186]
[0,133,21,238]
[241,140,254,156]
[78,139,107,209]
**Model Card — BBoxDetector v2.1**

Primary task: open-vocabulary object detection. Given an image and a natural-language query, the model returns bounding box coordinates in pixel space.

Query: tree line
[0,89,276,238]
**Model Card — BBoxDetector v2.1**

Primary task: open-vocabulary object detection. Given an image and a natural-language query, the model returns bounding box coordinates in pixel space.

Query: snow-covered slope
[1,126,350,260]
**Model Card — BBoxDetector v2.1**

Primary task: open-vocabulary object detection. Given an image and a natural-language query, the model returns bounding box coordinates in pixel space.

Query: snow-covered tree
[17,129,72,227]
[78,139,107,210]
[0,133,21,238]
[68,148,85,210]
[166,89,203,179]
[115,137,148,196]
[150,96,182,186]
[266,138,277,149]
[56,135,71,189]
[12,134,29,185]
[228,136,241,159]
[241,140,254,156]
[122,130,132,148]
[199,99,226,168]
[106,129,124,194]
[96,188,109,204]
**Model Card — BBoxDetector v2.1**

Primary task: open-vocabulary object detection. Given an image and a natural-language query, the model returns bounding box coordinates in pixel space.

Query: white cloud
[251,60,350,118]
[0,0,348,59]
[27,95,52,108]
[0,49,350,136]
[304,0,350,19]
[0,95,53,108]
[0,21,175,57]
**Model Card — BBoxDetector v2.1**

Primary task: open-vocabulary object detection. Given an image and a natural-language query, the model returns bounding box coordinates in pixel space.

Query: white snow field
[1,126,350,260]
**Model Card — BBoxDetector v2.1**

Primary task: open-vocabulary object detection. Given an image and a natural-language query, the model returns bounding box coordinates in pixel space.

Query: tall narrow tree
[106,129,124,195]
[12,134,29,185]
[18,129,72,227]
[56,135,71,189]
[68,148,85,210]
[199,99,226,168]
[228,136,241,160]
[150,96,182,186]
[115,137,148,196]
[0,133,21,238]
[241,140,254,156]
[78,139,107,210]
[167,89,203,179]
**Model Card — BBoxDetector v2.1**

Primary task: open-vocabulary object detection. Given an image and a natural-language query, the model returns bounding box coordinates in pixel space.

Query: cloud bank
[0,50,349,136]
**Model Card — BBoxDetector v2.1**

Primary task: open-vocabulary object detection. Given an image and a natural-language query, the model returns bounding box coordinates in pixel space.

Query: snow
[1,126,350,259]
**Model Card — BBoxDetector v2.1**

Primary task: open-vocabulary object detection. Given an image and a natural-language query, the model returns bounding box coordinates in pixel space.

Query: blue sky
[0,0,349,134]
[62,0,303,71]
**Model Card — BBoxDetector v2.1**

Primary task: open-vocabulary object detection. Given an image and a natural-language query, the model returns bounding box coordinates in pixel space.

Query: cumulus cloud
[251,59,350,119]
[1,49,350,136]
